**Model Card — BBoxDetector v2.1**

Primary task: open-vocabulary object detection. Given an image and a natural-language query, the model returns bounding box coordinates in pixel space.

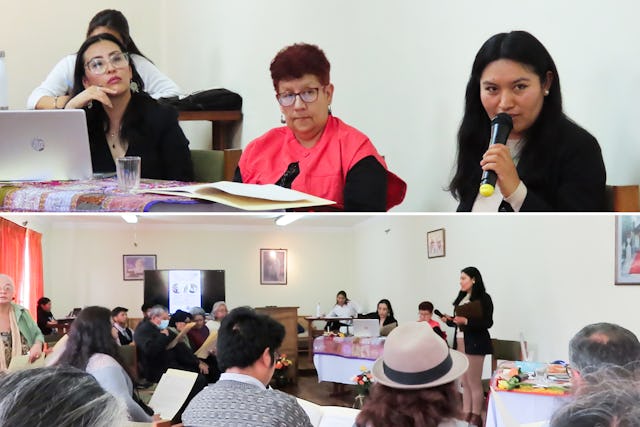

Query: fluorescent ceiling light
[121,213,138,224]
[275,213,304,226]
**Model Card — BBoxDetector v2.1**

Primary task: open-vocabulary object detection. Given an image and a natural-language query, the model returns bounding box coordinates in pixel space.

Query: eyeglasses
[276,87,324,107]
[85,52,130,75]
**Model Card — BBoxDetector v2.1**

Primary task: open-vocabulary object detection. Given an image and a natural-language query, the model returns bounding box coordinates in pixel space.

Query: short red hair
[270,43,331,91]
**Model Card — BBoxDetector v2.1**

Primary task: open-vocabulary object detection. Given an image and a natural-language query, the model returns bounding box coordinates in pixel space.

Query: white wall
[3,1,640,211]
[353,214,640,363]
[16,213,639,365]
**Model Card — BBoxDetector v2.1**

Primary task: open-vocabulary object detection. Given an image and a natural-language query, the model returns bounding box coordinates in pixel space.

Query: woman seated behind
[325,290,359,332]
[235,43,406,212]
[0,274,44,372]
[65,33,193,181]
[363,299,398,335]
[36,297,57,336]
[27,9,181,109]
[53,306,153,422]
[355,322,468,427]
[449,31,606,212]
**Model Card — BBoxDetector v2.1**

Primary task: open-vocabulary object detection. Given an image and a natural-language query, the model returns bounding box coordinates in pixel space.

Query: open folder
[137,181,335,211]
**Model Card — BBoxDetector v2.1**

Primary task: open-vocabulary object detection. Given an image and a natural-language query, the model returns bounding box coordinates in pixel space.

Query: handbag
[159,88,242,111]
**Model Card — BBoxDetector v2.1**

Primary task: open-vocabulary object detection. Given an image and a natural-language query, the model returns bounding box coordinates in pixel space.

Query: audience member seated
[0,366,128,426]
[36,296,58,336]
[234,42,406,212]
[550,365,640,427]
[187,307,210,350]
[325,290,359,332]
[66,33,193,181]
[53,306,153,422]
[355,322,468,427]
[568,322,640,388]
[168,309,193,348]
[206,301,228,332]
[141,302,153,320]
[27,9,181,109]
[417,301,447,340]
[182,306,313,427]
[0,274,44,371]
[133,305,208,423]
[111,306,134,346]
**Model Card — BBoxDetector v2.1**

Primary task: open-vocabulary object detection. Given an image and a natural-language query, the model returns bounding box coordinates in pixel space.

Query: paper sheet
[148,368,198,421]
[138,181,335,211]
[166,322,195,350]
[194,330,218,359]
[8,353,46,371]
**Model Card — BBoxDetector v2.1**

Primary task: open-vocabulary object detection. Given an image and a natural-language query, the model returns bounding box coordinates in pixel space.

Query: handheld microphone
[479,113,513,197]
[434,309,445,318]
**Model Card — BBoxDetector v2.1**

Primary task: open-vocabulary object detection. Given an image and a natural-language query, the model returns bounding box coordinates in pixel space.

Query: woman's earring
[280,114,286,124]
[130,81,140,93]
[328,105,332,115]
[544,89,550,96]
[87,100,93,109]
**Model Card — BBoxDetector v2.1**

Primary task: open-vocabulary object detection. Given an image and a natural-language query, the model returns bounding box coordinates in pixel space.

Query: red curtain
[0,218,43,316]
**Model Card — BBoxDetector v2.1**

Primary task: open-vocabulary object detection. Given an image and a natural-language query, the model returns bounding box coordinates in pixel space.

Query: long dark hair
[453,266,487,306]
[355,382,460,427]
[336,290,350,304]
[449,31,564,202]
[377,299,395,319]
[86,9,147,60]
[56,306,131,377]
[73,33,155,149]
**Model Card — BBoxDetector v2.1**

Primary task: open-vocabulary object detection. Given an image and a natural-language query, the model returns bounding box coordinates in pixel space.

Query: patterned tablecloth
[313,335,385,361]
[0,178,203,212]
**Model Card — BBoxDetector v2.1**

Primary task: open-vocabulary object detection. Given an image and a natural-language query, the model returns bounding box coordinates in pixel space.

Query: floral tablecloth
[0,178,202,212]
[313,336,385,361]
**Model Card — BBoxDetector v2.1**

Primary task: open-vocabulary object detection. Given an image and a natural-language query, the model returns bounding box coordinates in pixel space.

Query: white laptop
[0,110,93,181]
[352,318,380,337]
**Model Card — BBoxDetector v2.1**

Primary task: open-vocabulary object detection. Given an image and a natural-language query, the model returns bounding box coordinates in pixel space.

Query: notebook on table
[352,318,380,337]
[0,110,92,181]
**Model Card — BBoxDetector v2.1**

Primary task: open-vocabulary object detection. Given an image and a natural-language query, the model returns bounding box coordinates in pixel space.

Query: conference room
[2,1,640,211]
[2,213,639,425]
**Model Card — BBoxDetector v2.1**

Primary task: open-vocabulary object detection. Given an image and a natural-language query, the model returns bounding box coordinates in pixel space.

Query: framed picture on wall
[615,216,640,285]
[427,228,446,259]
[123,254,157,281]
[260,249,287,285]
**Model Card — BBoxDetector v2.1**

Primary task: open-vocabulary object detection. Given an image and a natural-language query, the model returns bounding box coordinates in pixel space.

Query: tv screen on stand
[143,269,225,314]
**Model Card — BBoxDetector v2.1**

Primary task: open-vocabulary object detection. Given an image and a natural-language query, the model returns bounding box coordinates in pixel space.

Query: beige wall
[2,1,640,210]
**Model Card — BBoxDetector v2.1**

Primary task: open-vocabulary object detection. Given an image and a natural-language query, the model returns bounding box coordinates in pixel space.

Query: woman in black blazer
[441,267,493,427]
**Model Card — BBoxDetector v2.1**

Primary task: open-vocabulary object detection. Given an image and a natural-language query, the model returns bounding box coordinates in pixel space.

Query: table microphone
[479,113,513,197]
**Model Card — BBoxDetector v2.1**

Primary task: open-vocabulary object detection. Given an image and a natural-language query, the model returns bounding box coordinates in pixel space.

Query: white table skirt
[313,354,376,385]
[486,388,571,427]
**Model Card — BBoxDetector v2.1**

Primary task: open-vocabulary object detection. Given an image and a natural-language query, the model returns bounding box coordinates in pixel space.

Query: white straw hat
[372,322,469,389]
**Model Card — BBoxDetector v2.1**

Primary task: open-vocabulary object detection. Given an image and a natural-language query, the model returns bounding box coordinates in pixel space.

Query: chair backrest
[607,185,640,212]
[491,338,525,372]
[190,148,242,182]
[118,344,139,380]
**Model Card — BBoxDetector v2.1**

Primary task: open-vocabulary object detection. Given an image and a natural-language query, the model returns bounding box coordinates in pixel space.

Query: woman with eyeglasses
[64,33,193,181]
[234,43,406,211]
[28,9,180,110]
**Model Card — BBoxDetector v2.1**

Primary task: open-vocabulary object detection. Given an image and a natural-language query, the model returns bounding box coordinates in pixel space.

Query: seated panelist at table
[65,33,193,182]
[449,30,606,212]
[234,43,407,212]
[27,9,181,110]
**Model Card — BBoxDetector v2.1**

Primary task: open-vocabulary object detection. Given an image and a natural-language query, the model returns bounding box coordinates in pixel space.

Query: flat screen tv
[143,269,225,314]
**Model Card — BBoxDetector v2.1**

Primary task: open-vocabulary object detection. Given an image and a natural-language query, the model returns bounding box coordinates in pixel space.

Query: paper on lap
[8,353,46,371]
[296,398,360,427]
[137,181,335,211]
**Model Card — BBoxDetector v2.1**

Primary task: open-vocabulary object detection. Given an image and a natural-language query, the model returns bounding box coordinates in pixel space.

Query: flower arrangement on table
[323,331,346,338]
[274,353,292,371]
[272,353,293,387]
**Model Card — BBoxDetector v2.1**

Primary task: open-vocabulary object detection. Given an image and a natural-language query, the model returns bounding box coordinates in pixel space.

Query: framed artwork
[427,228,446,259]
[123,254,157,281]
[615,216,640,285]
[260,249,287,285]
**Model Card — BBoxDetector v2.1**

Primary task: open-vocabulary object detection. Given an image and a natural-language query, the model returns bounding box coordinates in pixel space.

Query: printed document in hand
[138,181,335,210]
[148,368,198,421]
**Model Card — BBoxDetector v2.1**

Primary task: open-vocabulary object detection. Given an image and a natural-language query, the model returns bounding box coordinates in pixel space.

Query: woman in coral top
[235,43,406,211]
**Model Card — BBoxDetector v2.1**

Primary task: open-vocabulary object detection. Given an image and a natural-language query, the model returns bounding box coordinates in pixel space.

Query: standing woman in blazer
[441,267,493,427]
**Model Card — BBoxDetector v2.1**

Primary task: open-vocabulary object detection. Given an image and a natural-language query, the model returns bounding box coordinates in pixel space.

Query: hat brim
[372,348,469,389]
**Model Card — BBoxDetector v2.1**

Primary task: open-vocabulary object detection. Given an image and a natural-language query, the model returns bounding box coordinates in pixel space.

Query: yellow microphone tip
[479,184,495,197]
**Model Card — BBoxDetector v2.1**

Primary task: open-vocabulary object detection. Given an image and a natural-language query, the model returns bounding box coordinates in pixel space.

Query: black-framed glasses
[85,52,130,75]
[276,87,324,107]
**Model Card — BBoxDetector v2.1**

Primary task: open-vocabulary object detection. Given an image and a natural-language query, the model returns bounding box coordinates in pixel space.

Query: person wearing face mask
[449,31,606,212]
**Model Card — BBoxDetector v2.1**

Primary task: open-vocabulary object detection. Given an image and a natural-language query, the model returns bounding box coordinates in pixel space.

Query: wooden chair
[607,185,640,212]
[118,344,139,381]
[190,148,242,182]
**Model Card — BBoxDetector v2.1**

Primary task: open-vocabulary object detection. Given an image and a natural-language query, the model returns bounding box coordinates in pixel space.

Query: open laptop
[0,110,93,181]
[352,318,380,338]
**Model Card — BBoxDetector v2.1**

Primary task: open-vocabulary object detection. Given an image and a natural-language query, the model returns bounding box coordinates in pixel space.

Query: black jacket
[452,293,494,355]
[457,117,606,212]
